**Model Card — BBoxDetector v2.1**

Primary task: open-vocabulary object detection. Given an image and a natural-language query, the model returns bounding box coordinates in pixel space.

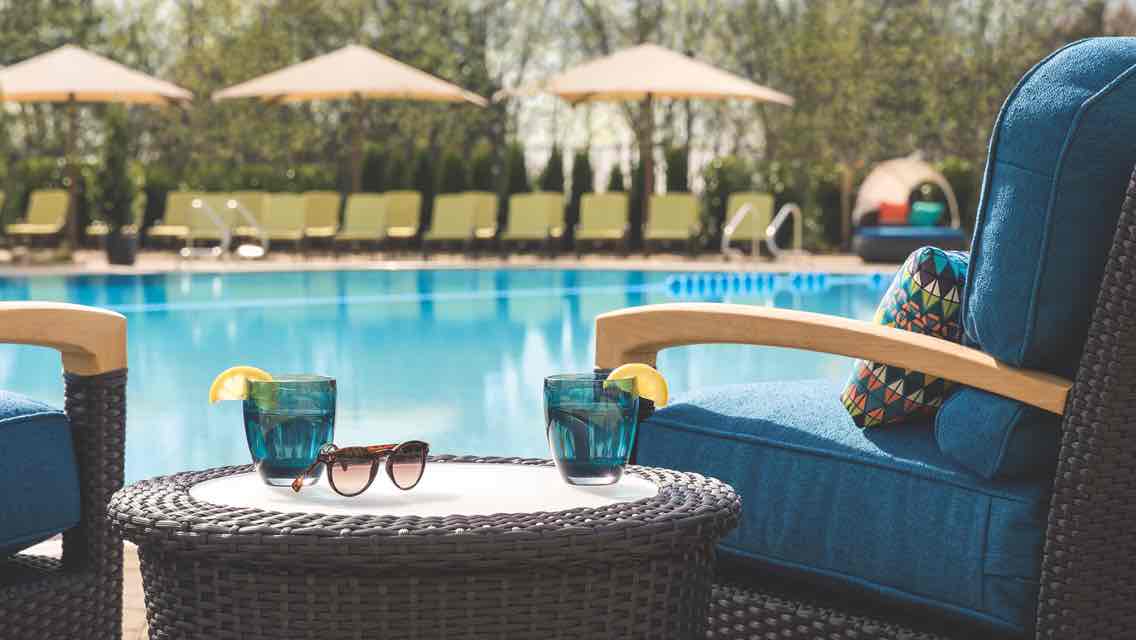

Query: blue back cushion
[638,380,1050,635]
[964,37,1136,375]
[0,391,81,555]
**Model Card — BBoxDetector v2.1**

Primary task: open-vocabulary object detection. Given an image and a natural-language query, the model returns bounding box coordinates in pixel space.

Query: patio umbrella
[213,44,487,193]
[498,43,793,232]
[0,44,193,253]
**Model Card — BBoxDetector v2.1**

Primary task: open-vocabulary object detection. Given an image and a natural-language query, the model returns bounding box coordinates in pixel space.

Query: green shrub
[538,144,564,192]
[233,163,291,191]
[438,149,468,194]
[412,147,436,226]
[701,156,755,245]
[505,142,530,195]
[469,142,495,192]
[566,149,593,236]
[361,144,387,192]
[384,149,413,190]
[96,106,135,231]
[606,164,625,192]
[937,156,978,231]
[665,146,689,192]
[141,163,178,229]
[290,164,337,192]
[2,156,89,228]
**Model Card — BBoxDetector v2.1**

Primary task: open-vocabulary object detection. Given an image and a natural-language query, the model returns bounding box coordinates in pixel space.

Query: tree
[412,147,436,226]
[361,145,387,193]
[567,149,593,237]
[665,146,689,192]
[438,150,468,193]
[97,106,135,232]
[607,164,625,192]
[505,142,530,195]
[538,144,565,192]
[469,141,495,191]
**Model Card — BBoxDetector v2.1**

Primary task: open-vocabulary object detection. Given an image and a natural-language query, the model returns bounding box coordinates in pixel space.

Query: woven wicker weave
[694,169,1136,639]
[0,370,127,640]
[110,456,740,639]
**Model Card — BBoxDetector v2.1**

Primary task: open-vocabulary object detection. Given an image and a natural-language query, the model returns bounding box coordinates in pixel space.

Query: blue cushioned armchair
[595,37,1136,640]
[0,303,127,640]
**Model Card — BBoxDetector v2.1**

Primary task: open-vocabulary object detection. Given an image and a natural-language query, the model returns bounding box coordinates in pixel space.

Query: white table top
[190,462,658,517]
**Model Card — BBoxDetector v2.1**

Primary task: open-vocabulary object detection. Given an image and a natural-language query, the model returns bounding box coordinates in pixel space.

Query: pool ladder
[179,198,269,260]
[721,201,808,260]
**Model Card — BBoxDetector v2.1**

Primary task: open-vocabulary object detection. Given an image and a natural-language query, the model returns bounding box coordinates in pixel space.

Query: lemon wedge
[208,366,272,403]
[606,363,669,407]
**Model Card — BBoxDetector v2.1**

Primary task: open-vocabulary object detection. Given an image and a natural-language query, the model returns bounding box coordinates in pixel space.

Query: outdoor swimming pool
[0,268,890,483]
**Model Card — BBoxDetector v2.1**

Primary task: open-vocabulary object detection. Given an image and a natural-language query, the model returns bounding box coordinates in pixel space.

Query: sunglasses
[292,441,430,496]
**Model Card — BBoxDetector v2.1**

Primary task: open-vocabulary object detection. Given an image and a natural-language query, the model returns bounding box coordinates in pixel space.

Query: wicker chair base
[0,552,122,640]
[706,571,1022,640]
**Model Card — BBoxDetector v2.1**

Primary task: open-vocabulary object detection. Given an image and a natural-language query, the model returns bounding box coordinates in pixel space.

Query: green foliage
[567,150,593,232]
[384,150,413,190]
[97,106,135,230]
[936,156,979,230]
[505,142,530,195]
[361,145,387,193]
[438,149,468,194]
[141,163,177,229]
[700,156,754,243]
[665,146,689,193]
[469,142,495,192]
[538,145,564,192]
[607,165,625,192]
[412,147,436,223]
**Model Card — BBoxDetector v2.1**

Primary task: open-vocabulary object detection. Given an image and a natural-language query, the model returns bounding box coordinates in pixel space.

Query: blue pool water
[0,268,889,483]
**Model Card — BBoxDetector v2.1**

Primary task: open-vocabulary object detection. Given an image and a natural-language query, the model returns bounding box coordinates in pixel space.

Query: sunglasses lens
[390,442,427,489]
[328,459,374,496]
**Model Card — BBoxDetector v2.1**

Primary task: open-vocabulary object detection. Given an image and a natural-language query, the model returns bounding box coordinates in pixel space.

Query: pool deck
[0,248,898,277]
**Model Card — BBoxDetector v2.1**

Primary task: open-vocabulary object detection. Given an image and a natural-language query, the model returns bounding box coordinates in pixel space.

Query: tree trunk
[64,95,80,256]
[640,93,655,248]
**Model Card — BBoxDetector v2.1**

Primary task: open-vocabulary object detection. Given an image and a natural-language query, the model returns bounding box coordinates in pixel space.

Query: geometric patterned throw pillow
[841,246,969,428]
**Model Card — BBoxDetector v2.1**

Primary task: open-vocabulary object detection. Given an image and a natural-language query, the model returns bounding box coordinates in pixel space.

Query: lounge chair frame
[0,303,127,640]
[592,168,1136,638]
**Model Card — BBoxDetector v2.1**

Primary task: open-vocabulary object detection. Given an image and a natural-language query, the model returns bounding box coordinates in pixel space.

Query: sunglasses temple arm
[291,459,323,493]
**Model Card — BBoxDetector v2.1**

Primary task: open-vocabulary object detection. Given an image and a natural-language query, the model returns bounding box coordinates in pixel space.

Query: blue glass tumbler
[544,373,639,485]
[244,374,336,487]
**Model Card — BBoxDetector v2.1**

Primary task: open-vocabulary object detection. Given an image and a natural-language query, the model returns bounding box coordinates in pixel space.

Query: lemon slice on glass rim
[605,363,669,407]
[208,366,273,403]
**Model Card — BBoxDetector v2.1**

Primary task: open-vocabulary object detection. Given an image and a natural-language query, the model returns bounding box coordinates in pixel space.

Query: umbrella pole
[350,93,364,193]
[64,94,79,256]
[641,93,655,247]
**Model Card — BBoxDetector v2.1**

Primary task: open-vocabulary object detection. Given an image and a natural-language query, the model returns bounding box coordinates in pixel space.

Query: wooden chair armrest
[595,303,1071,415]
[0,302,126,375]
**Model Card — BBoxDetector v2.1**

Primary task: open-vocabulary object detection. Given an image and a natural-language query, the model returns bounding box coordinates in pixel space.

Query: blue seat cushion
[0,391,81,556]
[965,38,1136,376]
[638,380,1049,635]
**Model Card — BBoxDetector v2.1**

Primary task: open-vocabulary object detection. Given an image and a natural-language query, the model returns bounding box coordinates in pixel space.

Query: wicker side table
[109,456,739,639]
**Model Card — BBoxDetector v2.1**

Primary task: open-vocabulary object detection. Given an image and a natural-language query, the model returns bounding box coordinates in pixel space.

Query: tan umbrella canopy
[499,44,793,226]
[214,44,487,192]
[0,44,193,252]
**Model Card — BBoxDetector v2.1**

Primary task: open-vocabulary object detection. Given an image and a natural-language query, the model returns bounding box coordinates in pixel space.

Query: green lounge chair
[86,193,147,241]
[644,193,701,256]
[465,190,499,241]
[187,193,238,245]
[500,192,564,256]
[145,191,196,245]
[260,193,307,248]
[575,192,630,256]
[723,192,774,255]
[302,191,341,242]
[382,190,422,242]
[230,191,269,239]
[334,194,387,250]
[6,189,67,246]
[422,193,475,257]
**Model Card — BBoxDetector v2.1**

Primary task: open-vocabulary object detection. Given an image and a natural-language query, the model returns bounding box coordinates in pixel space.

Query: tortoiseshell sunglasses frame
[291,440,429,495]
